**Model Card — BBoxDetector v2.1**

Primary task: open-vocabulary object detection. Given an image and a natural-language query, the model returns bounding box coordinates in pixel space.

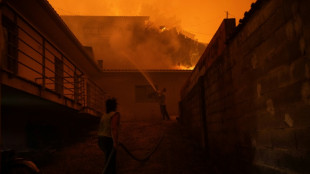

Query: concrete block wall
[180,78,206,146]
[180,0,310,173]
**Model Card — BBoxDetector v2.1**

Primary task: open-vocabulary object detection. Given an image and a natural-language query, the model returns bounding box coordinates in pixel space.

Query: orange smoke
[48,0,255,43]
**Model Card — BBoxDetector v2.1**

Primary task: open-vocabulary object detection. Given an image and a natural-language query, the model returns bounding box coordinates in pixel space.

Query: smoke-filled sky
[48,0,255,43]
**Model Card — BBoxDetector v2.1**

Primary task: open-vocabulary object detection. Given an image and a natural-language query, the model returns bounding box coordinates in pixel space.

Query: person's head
[106,98,117,113]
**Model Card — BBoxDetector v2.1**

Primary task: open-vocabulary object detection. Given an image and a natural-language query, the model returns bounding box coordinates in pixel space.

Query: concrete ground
[39,117,211,174]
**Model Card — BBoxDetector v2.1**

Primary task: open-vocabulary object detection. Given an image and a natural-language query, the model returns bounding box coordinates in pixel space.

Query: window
[2,15,18,74]
[135,85,158,103]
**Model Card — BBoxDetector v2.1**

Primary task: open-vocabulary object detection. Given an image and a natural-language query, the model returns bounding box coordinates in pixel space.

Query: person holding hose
[98,98,120,174]
[157,88,170,120]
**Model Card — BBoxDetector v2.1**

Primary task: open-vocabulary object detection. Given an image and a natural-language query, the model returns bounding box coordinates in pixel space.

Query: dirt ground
[39,117,211,174]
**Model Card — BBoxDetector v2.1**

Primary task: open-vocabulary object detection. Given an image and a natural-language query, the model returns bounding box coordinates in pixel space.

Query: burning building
[61,16,150,69]
[61,15,205,70]
[61,15,203,120]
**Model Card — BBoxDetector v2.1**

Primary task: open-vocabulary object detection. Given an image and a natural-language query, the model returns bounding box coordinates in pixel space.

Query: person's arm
[111,112,120,149]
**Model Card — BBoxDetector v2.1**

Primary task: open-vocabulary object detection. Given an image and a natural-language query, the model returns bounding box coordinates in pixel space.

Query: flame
[159,25,167,32]
[173,64,195,70]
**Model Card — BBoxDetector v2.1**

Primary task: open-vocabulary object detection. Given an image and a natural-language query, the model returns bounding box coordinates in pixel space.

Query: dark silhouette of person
[98,98,120,174]
[158,88,170,120]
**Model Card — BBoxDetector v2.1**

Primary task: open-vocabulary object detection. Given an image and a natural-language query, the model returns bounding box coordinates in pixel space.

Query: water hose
[120,133,164,162]
[102,134,164,174]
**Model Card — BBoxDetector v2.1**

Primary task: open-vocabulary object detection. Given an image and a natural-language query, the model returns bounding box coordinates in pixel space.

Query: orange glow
[47,0,256,43]
[160,26,167,32]
[174,65,195,70]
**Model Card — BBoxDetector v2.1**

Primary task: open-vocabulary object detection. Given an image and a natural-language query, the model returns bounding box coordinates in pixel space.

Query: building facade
[0,0,105,150]
[100,70,191,121]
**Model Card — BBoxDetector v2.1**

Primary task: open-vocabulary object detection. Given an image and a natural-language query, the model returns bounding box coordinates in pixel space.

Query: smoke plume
[104,20,205,69]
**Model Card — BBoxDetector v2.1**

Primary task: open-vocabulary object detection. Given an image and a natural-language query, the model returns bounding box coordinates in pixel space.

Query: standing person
[98,98,120,174]
[158,88,170,120]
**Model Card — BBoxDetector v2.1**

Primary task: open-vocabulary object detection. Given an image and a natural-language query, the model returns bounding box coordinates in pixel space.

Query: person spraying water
[156,87,170,120]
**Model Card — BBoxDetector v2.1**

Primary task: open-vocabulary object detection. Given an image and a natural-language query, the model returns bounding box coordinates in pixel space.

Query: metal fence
[1,4,104,115]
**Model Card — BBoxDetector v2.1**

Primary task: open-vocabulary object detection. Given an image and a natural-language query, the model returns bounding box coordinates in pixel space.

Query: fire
[174,64,195,70]
[48,0,256,44]
[159,25,167,32]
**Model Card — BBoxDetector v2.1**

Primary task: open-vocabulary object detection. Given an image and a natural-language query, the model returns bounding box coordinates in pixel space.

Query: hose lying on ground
[102,134,164,174]
[119,133,164,162]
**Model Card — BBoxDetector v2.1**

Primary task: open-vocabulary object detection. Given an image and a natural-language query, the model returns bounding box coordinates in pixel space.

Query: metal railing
[1,4,104,115]
[85,79,105,115]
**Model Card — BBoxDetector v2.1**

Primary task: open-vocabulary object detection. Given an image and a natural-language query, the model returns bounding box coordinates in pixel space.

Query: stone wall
[180,0,310,173]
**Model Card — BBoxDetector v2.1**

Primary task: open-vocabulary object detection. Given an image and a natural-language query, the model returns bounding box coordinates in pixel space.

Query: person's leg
[160,105,165,120]
[110,151,117,174]
[163,105,170,120]
[99,137,114,173]
[98,136,106,154]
